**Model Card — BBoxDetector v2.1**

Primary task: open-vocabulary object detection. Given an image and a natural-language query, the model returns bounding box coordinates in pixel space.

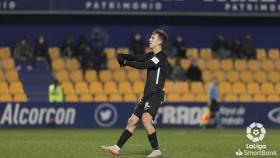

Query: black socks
[116,129,132,148]
[115,129,159,150]
[148,132,159,150]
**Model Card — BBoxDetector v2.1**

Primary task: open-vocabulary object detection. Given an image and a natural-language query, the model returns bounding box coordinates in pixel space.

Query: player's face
[149,33,162,49]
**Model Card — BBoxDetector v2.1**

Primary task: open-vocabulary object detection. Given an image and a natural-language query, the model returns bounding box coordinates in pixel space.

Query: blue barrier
[0,102,279,128]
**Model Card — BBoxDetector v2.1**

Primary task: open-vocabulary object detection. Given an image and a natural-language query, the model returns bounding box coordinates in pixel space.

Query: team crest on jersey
[151,57,159,64]
[144,102,150,110]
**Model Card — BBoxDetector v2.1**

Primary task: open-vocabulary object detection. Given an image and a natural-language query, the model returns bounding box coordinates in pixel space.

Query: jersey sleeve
[125,54,162,69]
[122,53,152,62]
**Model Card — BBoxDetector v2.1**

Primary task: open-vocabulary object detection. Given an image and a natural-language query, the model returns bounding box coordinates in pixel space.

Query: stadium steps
[19,60,54,102]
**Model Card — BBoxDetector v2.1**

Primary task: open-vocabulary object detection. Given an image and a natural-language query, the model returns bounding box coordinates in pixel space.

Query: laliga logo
[94,103,118,127]
[246,122,266,142]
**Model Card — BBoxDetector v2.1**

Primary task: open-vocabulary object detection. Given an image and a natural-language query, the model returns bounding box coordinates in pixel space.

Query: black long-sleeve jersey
[122,51,168,99]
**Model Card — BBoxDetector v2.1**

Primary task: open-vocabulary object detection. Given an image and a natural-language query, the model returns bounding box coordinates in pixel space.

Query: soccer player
[101,29,168,157]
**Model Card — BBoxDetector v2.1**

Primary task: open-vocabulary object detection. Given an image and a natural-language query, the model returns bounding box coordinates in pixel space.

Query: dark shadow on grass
[121,150,150,156]
[122,150,166,158]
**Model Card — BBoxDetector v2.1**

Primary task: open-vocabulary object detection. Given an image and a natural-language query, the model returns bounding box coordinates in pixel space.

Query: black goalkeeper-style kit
[118,52,168,119]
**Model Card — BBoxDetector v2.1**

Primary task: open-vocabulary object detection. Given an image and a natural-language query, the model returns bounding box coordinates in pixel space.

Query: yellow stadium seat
[117,47,129,54]
[124,94,137,102]
[247,83,261,95]
[55,70,70,82]
[180,59,191,70]
[48,47,60,60]
[227,71,240,83]
[132,81,145,95]
[254,95,266,102]
[108,59,121,70]
[218,82,233,95]
[13,94,28,102]
[213,71,226,82]
[51,59,65,71]
[75,81,89,95]
[109,94,123,102]
[224,94,238,102]
[94,94,108,101]
[255,71,267,83]
[204,82,212,93]
[85,69,97,82]
[6,70,19,82]
[118,81,133,94]
[113,70,127,82]
[186,48,199,59]
[124,66,135,73]
[0,47,12,59]
[268,48,279,60]
[0,82,9,94]
[164,80,175,94]
[268,71,280,83]
[127,70,142,82]
[104,81,118,94]
[232,82,247,95]
[70,70,83,83]
[168,57,176,67]
[256,48,266,60]
[79,94,94,102]
[234,60,247,71]
[275,60,280,71]
[220,59,233,71]
[262,60,274,72]
[207,60,220,71]
[104,48,116,59]
[248,60,260,72]
[166,94,181,102]
[239,95,252,102]
[267,95,280,102]
[65,94,78,102]
[202,71,212,82]
[61,81,75,95]
[175,81,189,94]
[200,48,212,60]
[0,94,12,102]
[9,81,24,94]
[261,82,274,95]
[182,94,195,102]
[89,81,104,94]
[2,58,15,70]
[99,70,113,82]
[0,70,5,81]
[191,82,205,94]
[275,83,280,94]
[240,71,253,83]
[197,59,206,70]
[196,94,208,102]
[141,70,147,81]
[65,58,80,71]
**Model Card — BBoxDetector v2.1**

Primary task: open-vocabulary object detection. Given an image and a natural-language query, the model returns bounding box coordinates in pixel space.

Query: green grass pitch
[0,128,279,158]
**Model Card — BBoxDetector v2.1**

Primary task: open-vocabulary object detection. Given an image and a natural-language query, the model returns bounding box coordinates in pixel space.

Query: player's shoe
[147,150,162,157]
[101,145,120,156]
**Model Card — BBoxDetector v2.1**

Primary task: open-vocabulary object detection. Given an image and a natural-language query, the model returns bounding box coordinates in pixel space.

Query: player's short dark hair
[153,29,168,48]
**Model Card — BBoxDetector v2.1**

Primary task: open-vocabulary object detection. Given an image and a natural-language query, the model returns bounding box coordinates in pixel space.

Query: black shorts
[133,92,164,119]
[210,99,219,113]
